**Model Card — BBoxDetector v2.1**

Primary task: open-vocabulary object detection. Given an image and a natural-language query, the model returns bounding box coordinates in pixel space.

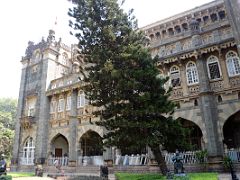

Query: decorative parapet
[153,28,234,60]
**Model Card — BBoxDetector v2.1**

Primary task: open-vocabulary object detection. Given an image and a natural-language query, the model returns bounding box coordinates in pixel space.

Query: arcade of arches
[223,111,240,149]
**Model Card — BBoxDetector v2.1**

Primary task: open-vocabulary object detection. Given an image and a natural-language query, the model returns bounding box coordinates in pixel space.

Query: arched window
[58,98,65,112]
[34,51,41,60]
[207,55,221,80]
[22,137,35,165]
[186,62,199,85]
[77,91,88,108]
[66,95,71,111]
[170,66,181,87]
[226,51,240,77]
[218,95,223,103]
[194,99,198,106]
[62,53,68,66]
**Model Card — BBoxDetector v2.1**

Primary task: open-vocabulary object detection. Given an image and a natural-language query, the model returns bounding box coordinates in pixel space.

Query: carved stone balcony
[230,76,240,88]
[210,80,224,92]
[20,116,36,129]
[170,87,184,99]
[188,85,200,96]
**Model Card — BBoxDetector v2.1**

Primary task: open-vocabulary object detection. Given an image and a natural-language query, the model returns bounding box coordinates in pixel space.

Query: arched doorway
[51,134,69,157]
[223,111,240,149]
[179,118,203,150]
[80,130,103,156]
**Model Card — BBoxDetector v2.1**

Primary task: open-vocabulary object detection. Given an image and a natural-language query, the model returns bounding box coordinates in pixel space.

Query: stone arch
[78,125,103,139]
[50,133,69,157]
[218,102,240,144]
[173,110,207,144]
[219,102,240,132]
[177,118,204,150]
[222,110,240,149]
[21,134,36,150]
[79,129,103,156]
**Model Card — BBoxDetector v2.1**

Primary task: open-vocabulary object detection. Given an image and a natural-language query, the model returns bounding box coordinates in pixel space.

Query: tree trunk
[150,145,168,176]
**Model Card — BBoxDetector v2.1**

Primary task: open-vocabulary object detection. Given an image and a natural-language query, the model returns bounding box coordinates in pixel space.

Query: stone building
[12,0,240,171]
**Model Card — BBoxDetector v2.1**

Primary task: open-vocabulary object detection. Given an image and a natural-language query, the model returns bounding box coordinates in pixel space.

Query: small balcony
[20,115,36,129]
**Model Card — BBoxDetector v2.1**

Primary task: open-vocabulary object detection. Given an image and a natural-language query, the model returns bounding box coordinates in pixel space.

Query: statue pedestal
[175,173,187,177]
[68,160,77,167]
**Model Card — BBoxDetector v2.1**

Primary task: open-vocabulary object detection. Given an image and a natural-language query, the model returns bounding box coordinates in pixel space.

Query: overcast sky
[0,0,213,99]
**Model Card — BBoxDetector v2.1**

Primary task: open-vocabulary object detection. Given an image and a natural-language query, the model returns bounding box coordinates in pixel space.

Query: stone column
[103,147,113,166]
[179,63,188,96]
[224,0,240,55]
[196,54,223,159]
[68,89,78,166]
[35,59,50,164]
[11,60,28,170]
[218,50,230,89]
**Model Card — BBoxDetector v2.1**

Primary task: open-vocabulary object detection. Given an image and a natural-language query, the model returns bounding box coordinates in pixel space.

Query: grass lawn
[7,172,35,178]
[116,172,218,180]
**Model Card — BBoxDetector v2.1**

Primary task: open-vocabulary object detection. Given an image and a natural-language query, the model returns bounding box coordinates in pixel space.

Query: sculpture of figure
[172,150,184,174]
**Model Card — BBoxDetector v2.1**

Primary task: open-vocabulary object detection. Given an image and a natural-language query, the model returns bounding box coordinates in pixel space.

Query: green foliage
[116,173,218,180]
[195,150,207,163]
[116,173,164,180]
[0,98,17,160]
[222,156,232,169]
[188,173,218,180]
[8,172,34,178]
[0,98,17,130]
[68,0,189,174]
[0,175,12,180]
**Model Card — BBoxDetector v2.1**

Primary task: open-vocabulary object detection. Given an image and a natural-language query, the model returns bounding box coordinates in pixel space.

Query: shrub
[0,175,12,180]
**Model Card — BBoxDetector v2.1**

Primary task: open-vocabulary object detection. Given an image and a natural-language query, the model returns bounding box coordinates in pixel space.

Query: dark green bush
[0,175,12,180]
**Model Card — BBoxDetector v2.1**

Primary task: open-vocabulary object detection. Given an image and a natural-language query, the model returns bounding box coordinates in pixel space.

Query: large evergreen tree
[68,0,188,175]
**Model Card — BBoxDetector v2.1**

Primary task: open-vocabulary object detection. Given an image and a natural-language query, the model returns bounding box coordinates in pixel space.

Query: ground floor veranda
[16,108,240,172]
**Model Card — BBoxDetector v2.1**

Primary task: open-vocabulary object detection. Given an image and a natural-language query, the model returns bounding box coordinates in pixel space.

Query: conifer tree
[68,0,189,175]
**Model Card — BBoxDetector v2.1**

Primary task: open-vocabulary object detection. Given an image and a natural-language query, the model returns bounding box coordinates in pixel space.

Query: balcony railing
[163,151,205,165]
[226,149,240,163]
[48,157,69,166]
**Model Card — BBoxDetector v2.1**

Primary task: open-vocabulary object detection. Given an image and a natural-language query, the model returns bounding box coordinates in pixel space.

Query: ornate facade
[12,0,240,170]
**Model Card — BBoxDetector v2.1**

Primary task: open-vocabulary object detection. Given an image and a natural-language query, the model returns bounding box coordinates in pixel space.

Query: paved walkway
[218,173,240,180]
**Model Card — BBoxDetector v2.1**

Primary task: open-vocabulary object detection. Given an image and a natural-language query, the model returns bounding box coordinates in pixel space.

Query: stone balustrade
[164,151,206,165]
[77,156,104,166]
[226,149,240,163]
[114,154,149,166]
[230,76,240,88]
[48,157,69,166]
